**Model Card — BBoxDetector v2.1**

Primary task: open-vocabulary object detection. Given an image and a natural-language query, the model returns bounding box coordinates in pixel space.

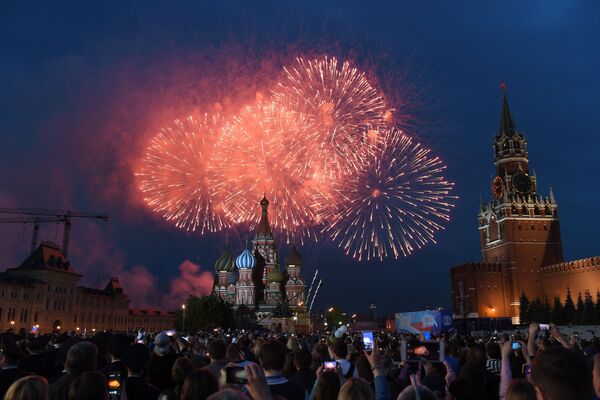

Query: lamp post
[182,304,186,333]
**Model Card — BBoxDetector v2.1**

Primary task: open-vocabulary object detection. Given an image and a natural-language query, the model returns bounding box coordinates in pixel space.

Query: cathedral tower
[284,246,306,310]
[252,195,278,303]
[476,84,563,315]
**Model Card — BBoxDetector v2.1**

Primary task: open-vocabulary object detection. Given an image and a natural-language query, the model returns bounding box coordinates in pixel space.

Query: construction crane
[0,208,109,257]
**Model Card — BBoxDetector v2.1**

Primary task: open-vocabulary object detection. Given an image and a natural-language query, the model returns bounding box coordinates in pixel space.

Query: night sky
[1,1,599,316]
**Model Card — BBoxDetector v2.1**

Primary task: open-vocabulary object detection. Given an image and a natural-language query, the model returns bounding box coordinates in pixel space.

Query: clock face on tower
[512,172,532,194]
[492,176,504,199]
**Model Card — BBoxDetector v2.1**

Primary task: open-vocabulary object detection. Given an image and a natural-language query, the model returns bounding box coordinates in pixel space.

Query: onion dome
[266,268,284,283]
[285,246,303,266]
[236,249,255,269]
[214,248,233,272]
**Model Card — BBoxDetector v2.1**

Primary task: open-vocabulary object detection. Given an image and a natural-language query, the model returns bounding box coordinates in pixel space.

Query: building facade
[0,242,175,332]
[450,87,600,322]
[213,196,310,332]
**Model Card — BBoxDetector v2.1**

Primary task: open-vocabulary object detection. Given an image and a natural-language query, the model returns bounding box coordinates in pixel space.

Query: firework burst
[136,114,230,233]
[272,56,392,179]
[211,101,331,243]
[323,127,456,261]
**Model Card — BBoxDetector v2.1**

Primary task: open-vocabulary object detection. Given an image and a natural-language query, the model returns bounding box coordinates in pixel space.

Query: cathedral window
[522,206,528,215]
[534,207,541,216]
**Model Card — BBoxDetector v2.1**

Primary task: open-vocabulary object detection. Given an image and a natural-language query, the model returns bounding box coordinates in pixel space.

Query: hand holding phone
[511,341,520,350]
[322,361,337,371]
[225,366,248,384]
[362,331,374,353]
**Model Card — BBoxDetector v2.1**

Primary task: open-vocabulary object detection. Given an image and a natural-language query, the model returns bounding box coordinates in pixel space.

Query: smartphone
[225,366,248,384]
[522,364,531,375]
[423,331,431,341]
[323,361,337,371]
[362,331,374,352]
[401,340,444,363]
[165,330,176,337]
[539,324,549,331]
[511,341,519,350]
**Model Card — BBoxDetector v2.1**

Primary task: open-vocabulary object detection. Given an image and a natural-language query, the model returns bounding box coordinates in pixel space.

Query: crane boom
[0,208,109,256]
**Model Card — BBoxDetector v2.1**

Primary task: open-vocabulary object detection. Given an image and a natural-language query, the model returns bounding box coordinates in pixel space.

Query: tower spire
[499,82,517,137]
[257,194,271,235]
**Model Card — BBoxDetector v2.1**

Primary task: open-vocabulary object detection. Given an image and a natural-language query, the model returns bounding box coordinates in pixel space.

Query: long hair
[5,376,48,400]
[338,377,374,400]
[314,371,341,400]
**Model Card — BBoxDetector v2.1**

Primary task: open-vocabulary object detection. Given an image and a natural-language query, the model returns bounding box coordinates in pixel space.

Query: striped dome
[236,249,255,269]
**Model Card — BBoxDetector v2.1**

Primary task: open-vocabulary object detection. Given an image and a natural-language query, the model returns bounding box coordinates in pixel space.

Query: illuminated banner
[395,309,453,335]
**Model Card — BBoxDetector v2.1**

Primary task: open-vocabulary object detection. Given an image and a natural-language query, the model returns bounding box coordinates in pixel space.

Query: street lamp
[182,304,186,333]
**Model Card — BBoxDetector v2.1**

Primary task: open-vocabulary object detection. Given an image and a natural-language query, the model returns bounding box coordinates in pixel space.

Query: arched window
[544,206,551,216]
[534,207,541,216]
[511,205,518,215]
[522,205,528,215]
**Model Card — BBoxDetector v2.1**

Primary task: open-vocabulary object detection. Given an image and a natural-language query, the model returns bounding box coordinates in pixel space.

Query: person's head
[286,336,300,352]
[396,384,438,400]
[154,332,172,356]
[333,339,348,359]
[68,371,108,400]
[106,334,130,360]
[207,339,226,361]
[226,343,242,363]
[312,343,329,360]
[294,348,312,371]
[485,342,501,360]
[259,339,286,373]
[122,343,150,374]
[531,346,593,400]
[206,388,245,400]
[338,377,374,400]
[65,341,98,375]
[314,370,341,400]
[172,357,194,387]
[466,345,486,367]
[593,353,600,399]
[181,369,219,400]
[355,355,374,383]
[5,376,48,400]
[238,335,250,349]
[506,379,536,400]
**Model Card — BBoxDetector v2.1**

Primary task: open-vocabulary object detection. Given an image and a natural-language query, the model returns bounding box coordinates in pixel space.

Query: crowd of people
[0,322,598,400]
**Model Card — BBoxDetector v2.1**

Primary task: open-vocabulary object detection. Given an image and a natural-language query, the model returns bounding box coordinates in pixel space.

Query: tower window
[522,206,528,215]
[534,207,541,216]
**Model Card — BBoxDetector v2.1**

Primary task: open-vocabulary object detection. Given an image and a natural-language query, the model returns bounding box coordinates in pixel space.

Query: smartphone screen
[423,331,431,340]
[512,341,519,350]
[401,340,445,363]
[323,361,337,371]
[362,331,374,351]
[225,366,248,384]
[539,324,549,331]
[522,364,531,375]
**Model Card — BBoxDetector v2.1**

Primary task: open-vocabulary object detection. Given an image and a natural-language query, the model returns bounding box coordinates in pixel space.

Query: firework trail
[136,114,230,233]
[211,101,330,243]
[322,127,456,261]
[272,56,392,180]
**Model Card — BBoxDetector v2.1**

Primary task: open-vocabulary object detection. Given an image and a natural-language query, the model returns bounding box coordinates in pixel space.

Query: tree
[325,306,346,329]
[575,292,584,324]
[563,288,576,325]
[582,290,595,325]
[540,297,551,323]
[529,298,542,322]
[519,293,530,325]
[551,296,564,325]
[181,294,234,332]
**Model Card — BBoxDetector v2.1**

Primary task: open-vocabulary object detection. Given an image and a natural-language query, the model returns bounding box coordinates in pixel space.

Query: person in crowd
[421,362,445,399]
[18,335,51,377]
[311,368,340,400]
[530,345,594,400]
[159,356,194,400]
[0,333,29,398]
[258,339,305,400]
[485,342,502,375]
[311,343,330,372]
[396,385,438,400]
[593,353,600,399]
[237,336,255,363]
[289,349,316,394]
[49,341,98,400]
[67,371,109,400]
[505,379,536,400]
[203,340,228,381]
[5,375,48,400]
[330,339,357,378]
[181,369,219,400]
[147,332,179,392]
[101,334,130,393]
[121,342,160,400]
[283,352,297,378]
[338,377,374,400]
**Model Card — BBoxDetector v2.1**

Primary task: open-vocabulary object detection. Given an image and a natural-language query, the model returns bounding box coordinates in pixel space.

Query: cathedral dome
[236,249,255,269]
[285,246,303,266]
[214,248,233,272]
[266,268,284,283]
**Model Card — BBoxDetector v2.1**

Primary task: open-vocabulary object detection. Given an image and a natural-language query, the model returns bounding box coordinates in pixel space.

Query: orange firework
[322,127,456,261]
[272,56,392,179]
[136,114,230,233]
[211,101,331,243]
